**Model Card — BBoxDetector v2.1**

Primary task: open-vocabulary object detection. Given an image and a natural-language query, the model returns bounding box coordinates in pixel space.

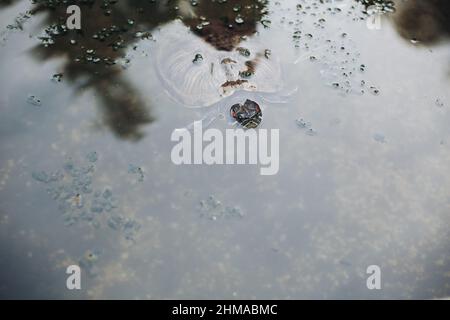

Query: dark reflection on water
[27,0,176,140]
[0,0,19,7]
[182,0,266,51]
[391,0,450,44]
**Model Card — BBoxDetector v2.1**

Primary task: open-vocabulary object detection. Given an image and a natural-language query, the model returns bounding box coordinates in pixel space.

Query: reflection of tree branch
[26,1,179,141]
[357,0,395,13]
[2,0,178,141]
[0,0,20,7]
[183,0,265,51]
[94,77,153,141]
[391,0,450,44]
[358,0,450,44]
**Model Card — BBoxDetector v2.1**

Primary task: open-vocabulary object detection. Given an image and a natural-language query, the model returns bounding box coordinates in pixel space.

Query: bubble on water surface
[235,16,244,24]
[128,164,145,182]
[276,0,382,96]
[192,53,203,64]
[369,86,380,96]
[51,73,63,83]
[296,118,318,136]
[435,98,445,108]
[27,95,42,106]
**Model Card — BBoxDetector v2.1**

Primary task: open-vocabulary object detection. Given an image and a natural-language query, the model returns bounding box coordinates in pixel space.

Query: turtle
[153,21,296,129]
[230,99,262,129]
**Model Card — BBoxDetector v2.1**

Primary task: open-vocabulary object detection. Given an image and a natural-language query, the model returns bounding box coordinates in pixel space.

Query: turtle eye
[239,112,247,119]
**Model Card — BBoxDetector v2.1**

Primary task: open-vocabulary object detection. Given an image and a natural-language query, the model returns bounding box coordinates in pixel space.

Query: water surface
[0,0,449,299]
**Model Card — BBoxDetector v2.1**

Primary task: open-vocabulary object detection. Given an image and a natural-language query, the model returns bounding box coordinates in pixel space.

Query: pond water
[0,0,449,299]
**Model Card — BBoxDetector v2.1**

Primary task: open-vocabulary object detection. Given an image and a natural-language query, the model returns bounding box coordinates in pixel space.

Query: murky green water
[0,0,449,299]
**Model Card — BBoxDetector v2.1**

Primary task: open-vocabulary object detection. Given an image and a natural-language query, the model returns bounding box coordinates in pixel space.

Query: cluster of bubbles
[31,0,153,66]
[357,0,395,14]
[51,73,63,83]
[26,94,42,106]
[435,98,445,108]
[295,118,318,136]
[317,35,380,96]
[199,195,244,221]
[6,11,31,31]
[273,0,382,96]
[0,10,31,45]
[31,152,141,242]
[128,164,145,183]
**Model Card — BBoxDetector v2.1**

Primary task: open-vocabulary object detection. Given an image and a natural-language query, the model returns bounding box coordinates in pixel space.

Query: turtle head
[230,99,262,129]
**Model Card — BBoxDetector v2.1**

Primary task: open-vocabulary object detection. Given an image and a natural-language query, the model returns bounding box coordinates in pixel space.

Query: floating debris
[192,53,203,64]
[90,188,118,213]
[199,195,244,221]
[134,31,153,40]
[6,11,32,31]
[128,164,145,182]
[79,249,101,277]
[278,1,381,96]
[117,56,131,69]
[31,152,140,241]
[27,95,42,106]
[31,171,60,184]
[236,47,251,57]
[51,73,63,83]
[235,15,244,25]
[369,86,380,96]
[339,259,352,267]
[359,0,396,14]
[296,118,317,136]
